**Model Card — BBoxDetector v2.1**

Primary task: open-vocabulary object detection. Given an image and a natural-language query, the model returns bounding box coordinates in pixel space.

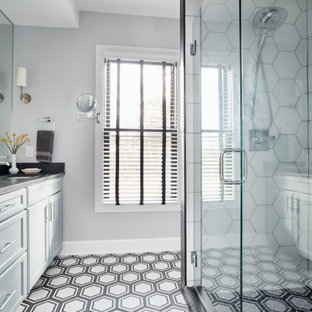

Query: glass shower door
[194,0,312,311]
[241,1,312,311]
[196,0,244,310]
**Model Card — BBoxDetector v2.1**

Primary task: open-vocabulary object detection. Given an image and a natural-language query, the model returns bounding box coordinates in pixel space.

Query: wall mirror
[77,93,96,113]
[76,93,99,121]
[0,11,13,156]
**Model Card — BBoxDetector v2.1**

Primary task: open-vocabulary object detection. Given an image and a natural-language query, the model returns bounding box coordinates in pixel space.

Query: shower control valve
[252,136,263,144]
[249,129,275,151]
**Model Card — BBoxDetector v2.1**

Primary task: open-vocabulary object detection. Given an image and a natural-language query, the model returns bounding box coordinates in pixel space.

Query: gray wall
[13,11,180,242]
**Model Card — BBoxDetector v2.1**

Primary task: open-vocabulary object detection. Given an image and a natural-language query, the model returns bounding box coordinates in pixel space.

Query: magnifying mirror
[76,93,97,113]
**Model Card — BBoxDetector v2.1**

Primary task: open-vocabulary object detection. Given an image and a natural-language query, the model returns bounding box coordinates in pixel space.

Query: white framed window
[95,46,180,213]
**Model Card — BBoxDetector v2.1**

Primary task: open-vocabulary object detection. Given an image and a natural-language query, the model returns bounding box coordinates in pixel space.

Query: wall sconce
[17,67,31,104]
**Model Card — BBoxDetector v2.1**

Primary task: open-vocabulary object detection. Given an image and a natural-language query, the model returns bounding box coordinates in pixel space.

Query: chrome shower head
[252,7,288,31]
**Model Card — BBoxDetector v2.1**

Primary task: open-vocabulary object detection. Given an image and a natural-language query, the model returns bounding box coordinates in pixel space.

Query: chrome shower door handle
[219,148,247,185]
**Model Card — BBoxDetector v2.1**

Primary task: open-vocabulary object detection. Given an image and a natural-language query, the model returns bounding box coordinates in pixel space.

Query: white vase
[9,154,19,174]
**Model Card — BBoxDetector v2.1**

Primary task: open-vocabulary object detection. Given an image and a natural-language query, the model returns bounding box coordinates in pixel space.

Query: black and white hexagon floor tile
[17,252,189,312]
[202,247,312,312]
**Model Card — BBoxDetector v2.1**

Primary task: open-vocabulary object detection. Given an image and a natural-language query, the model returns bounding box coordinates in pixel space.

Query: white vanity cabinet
[0,189,27,312]
[0,174,64,311]
[27,177,63,291]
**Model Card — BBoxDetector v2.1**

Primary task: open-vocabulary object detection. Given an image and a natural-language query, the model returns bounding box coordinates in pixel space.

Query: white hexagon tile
[250,36,278,64]
[250,205,279,234]
[250,177,279,205]
[273,163,301,191]
[202,208,232,236]
[296,67,309,93]
[296,39,308,66]
[273,24,300,51]
[275,107,301,135]
[202,32,232,64]
[258,65,278,92]
[273,79,301,107]
[273,52,300,79]
[296,122,308,148]
[273,135,301,162]
[273,219,299,247]
[295,12,307,39]
[17,252,189,312]
[296,94,309,120]
[296,149,310,174]
[202,3,232,33]
[250,150,279,177]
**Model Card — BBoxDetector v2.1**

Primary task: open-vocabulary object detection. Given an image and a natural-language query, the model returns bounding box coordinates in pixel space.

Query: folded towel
[36,130,54,163]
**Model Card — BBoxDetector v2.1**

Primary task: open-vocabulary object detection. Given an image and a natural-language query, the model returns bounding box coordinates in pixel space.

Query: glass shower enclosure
[189,0,312,311]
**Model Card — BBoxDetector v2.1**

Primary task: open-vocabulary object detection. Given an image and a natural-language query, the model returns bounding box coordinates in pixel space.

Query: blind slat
[103,59,178,205]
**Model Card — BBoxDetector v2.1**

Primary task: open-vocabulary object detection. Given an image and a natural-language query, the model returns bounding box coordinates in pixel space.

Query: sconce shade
[17,67,27,87]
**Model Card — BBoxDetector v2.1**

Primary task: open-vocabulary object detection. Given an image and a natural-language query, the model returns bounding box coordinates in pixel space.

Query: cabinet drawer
[0,253,27,312]
[27,178,62,206]
[0,189,27,223]
[0,211,27,274]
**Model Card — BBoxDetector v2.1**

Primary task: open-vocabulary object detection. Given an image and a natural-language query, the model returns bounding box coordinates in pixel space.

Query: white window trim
[95,45,180,213]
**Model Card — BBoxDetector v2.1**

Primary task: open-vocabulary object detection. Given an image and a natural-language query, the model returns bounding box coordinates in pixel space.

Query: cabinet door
[48,192,63,262]
[28,200,48,291]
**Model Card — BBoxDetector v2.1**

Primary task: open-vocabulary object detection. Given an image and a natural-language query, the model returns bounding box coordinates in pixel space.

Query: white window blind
[201,65,234,202]
[102,59,178,205]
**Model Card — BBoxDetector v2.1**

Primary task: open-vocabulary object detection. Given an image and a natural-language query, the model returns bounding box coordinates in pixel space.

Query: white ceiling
[0,0,179,28]
[77,0,179,19]
[0,0,79,27]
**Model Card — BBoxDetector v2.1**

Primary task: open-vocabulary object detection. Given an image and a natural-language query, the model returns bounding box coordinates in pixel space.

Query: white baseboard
[60,237,181,256]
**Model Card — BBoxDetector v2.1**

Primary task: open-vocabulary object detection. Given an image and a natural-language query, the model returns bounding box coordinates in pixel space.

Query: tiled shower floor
[17,252,189,312]
[202,246,312,312]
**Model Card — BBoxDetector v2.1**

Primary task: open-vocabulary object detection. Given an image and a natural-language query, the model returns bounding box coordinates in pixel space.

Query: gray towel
[36,130,54,163]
